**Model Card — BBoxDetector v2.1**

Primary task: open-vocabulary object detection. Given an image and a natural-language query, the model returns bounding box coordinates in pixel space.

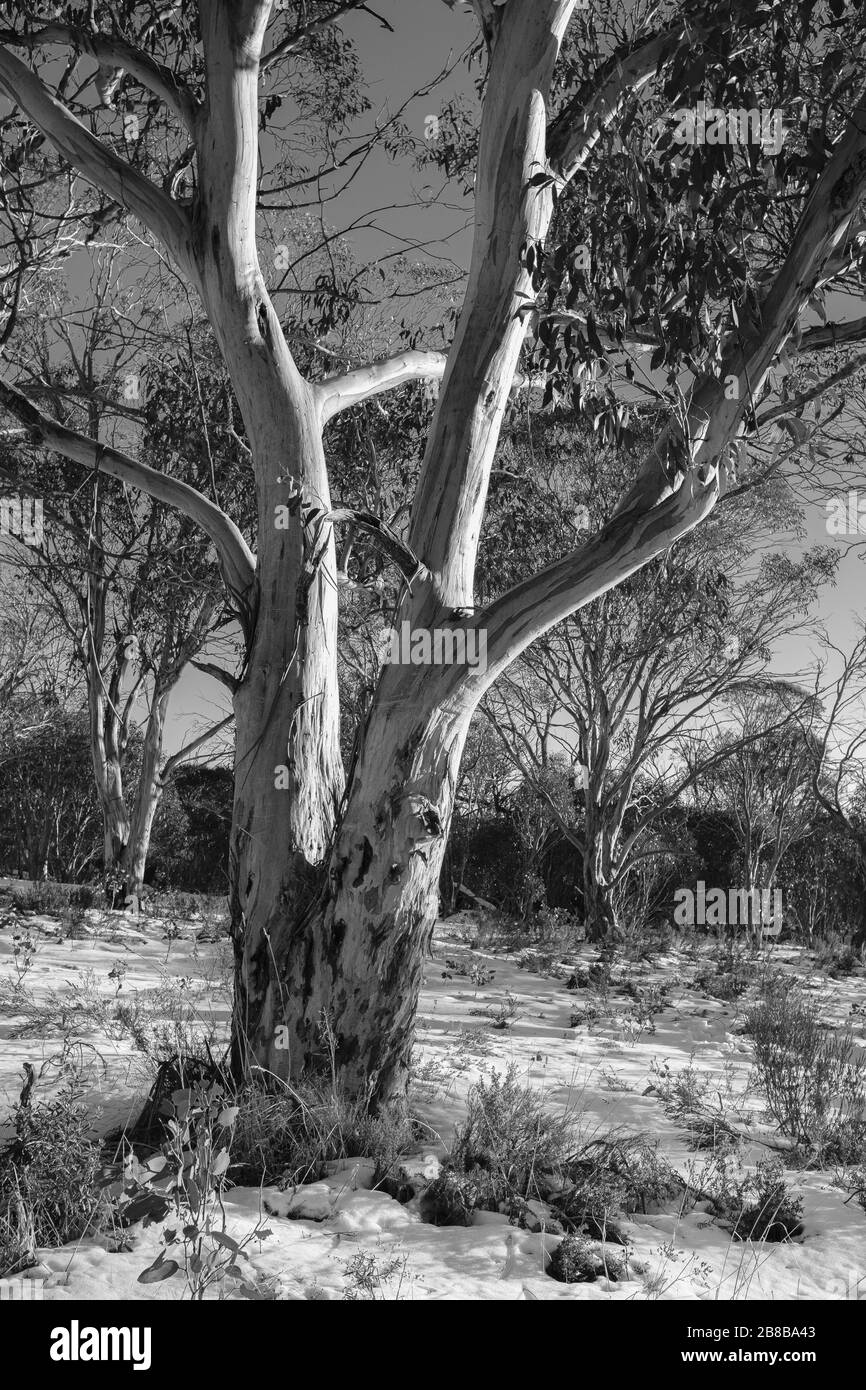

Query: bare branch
[191,660,241,696]
[261,2,393,72]
[0,44,194,272]
[0,378,256,625]
[0,25,198,131]
[160,714,234,783]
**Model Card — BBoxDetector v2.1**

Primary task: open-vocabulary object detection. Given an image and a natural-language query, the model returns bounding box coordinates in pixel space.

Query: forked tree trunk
[222,1,569,1098]
[230,627,473,1098]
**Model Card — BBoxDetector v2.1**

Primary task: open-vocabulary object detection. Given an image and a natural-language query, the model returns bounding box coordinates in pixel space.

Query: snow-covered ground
[1,893,865,1301]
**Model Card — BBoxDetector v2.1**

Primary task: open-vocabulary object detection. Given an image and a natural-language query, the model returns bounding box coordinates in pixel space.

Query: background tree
[689,681,821,927]
[0,260,244,899]
[482,414,834,937]
[800,630,866,943]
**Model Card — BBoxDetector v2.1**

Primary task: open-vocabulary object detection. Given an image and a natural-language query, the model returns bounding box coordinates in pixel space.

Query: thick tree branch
[548,4,741,183]
[798,315,866,353]
[191,660,241,696]
[469,1,502,53]
[315,351,448,422]
[437,92,866,704]
[0,379,256,626]
[0,25,198,131]
[408,0,576,607]
[475,462,724,696]
[315,351,544,423]
[0,44,194,273]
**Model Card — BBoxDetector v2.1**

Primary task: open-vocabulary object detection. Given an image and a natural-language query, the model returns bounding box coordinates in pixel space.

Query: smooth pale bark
[409,1,574,608]
[187,4,345,1073]
[231,656,474,1096]
[120,689,170,898]
[87,634,134,895]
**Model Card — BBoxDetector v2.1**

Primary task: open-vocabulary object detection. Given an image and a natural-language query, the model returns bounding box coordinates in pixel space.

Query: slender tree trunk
[88,647,132,903]
[120,688,170,897]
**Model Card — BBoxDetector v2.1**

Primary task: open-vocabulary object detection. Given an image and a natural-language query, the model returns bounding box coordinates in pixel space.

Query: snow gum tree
[1,1,866,1099]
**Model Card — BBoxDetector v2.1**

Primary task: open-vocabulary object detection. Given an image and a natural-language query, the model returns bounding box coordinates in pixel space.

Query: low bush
[744,982,866,1157]
[419,1168,498,1226]
[450,1067,573,1193]
[555,1137,682,1240]
[230,1077,417,1190]
[418,1068,574,1225]
[546,1233,626,1283]
[12,882,70,916]
[694,960,750,1000]
[814,937,862,978]
[0,1080,110,1276]
[710,1155,804,1242]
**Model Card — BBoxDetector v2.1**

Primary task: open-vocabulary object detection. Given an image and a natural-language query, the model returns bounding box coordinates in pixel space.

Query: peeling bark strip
[3,3,866,1100]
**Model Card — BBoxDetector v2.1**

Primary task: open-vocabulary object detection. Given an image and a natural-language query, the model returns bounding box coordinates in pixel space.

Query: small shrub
[469,992,519,1029]
[694,961,750,1000]
[108,1082,272,1299]
[58,903,90,939]
[622,984,671,1039]
[557,1138,682,1238]
[546,1233,626,1284]
[744,984,866,1156]
[341,1249,411,1300]
[229,1077,416,1189]
[516,948,561,977]
[0,1081,109,1275]
[419,1169,497,1226]
[648,1059,743,1154]
[68,885,95,910]
[13,882,69,916]
[837,1165,866,1214]
[469,961,495,987]
[418,1068,574,1224]
[711,1155,804,1242]
[649,1057,710,1115]
[814,937,861,978]
[108,998,151,1050]
[570,1001,606,1029]
[449,1067,573,1196]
